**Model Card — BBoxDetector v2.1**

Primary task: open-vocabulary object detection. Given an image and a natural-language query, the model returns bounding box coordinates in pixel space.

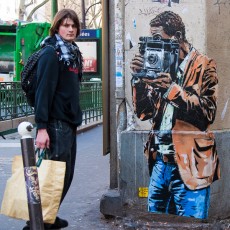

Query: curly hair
[50,9,81,38]
[150,11,187,42]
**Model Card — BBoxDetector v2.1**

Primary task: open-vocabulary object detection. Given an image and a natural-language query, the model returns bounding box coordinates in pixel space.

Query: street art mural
[130,10,220,219]
[152,0,180,4]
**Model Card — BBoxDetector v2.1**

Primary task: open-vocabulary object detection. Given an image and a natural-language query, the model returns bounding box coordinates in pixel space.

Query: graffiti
[138,0,181,16]
[152,0,180,6]
[24,166,41,204]
[213,0,230,14]
[139,7,161,16]
[152,0,179,2]
[130,11,220,219]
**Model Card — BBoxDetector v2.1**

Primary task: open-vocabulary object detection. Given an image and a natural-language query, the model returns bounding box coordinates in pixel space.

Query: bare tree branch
[85,1,101,16]
[19,0,102,27]
[25,0,34,8]
[87,10,101,28]
[26,0,50,21]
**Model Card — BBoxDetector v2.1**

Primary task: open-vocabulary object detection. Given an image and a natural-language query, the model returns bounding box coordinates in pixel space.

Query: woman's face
[58,18,77,42]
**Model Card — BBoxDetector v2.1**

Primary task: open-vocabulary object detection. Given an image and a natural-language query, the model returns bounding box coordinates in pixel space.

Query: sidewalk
[0,124,120,230]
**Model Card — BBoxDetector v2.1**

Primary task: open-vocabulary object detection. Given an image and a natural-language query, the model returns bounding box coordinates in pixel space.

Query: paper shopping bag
[0,155,66,224]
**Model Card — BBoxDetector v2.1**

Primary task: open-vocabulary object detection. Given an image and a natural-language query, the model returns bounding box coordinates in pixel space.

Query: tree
[84,0,102,28]
[58,0,102,28]
[18,0,50,21]
[17,0,102,28]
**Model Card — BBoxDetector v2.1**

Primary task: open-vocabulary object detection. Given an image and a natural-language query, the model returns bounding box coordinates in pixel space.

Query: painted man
[130,11,220,219]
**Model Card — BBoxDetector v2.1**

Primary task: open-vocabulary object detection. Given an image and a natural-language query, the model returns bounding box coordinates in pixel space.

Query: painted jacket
[131,48,220,190]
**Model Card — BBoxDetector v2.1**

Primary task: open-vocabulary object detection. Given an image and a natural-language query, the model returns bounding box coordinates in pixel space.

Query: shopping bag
[0,154,66,224]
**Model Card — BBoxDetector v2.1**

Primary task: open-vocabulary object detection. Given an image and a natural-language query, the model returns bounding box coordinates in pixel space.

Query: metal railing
[0,81,102,125]
[80,81,103,125]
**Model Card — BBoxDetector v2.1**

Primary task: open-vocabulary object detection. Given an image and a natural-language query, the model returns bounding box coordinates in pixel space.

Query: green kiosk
[0,22,50,82]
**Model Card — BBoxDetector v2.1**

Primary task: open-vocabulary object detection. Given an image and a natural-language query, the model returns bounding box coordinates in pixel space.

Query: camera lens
[152,34,162,40]
[148,54,158,65]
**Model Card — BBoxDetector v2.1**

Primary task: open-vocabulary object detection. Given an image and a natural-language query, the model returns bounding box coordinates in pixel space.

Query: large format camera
[132,35,179,80]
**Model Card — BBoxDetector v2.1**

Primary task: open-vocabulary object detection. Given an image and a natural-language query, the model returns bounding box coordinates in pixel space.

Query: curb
[77,120,103,134]
[0,120,103,141]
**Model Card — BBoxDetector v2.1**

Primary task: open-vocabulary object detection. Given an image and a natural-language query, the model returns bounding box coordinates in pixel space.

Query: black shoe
[45,217,68,229]
[22,217,68,230]
[22,225,30,230]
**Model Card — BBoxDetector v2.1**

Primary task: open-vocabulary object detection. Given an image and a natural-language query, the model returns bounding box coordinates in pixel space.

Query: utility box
[0,22,50,82]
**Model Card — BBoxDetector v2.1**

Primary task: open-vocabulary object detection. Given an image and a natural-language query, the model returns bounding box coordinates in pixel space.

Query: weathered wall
[206,1,230,130]
[116,0,230,219]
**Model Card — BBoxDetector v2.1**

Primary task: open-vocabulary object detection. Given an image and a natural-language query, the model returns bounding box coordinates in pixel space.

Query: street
[0,125,119,230]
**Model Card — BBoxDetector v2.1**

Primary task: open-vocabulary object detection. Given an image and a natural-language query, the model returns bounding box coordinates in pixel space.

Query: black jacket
[35,45,82,129]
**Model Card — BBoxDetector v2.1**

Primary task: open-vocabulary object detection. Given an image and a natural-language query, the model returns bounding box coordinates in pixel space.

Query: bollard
[18,122,44,230]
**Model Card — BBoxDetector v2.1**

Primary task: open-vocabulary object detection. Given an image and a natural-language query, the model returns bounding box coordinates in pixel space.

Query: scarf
[40,34,83,77]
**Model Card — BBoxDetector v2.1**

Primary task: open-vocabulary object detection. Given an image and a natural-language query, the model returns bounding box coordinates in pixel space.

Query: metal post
[102,0,110,156]
[18,122,44,230]
[51,0,58,20]
[81,0,86,29]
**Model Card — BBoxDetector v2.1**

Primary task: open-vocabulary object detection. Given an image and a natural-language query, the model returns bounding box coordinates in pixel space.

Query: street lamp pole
[81,0,86,29]
[51,0,58,20]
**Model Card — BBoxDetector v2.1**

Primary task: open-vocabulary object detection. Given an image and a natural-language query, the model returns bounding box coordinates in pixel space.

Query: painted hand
[130,53,144,72]
[142,72,172,93]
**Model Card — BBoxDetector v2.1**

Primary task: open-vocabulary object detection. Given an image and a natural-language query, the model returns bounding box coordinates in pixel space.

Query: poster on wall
[129,8,220,220]
[75,41,97,73]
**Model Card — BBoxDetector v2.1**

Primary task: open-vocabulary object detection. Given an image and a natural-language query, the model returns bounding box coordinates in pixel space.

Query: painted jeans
[148,155,210,219]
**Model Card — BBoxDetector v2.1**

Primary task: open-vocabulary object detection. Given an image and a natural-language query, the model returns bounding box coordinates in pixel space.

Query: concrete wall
[206,1,230,130]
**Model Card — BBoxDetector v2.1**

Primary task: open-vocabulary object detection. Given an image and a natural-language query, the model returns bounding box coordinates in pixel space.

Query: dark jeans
[46,119,77,204]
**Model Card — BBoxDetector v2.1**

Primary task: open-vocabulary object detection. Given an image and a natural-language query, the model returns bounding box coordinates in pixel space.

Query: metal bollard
[18,122,44,230]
